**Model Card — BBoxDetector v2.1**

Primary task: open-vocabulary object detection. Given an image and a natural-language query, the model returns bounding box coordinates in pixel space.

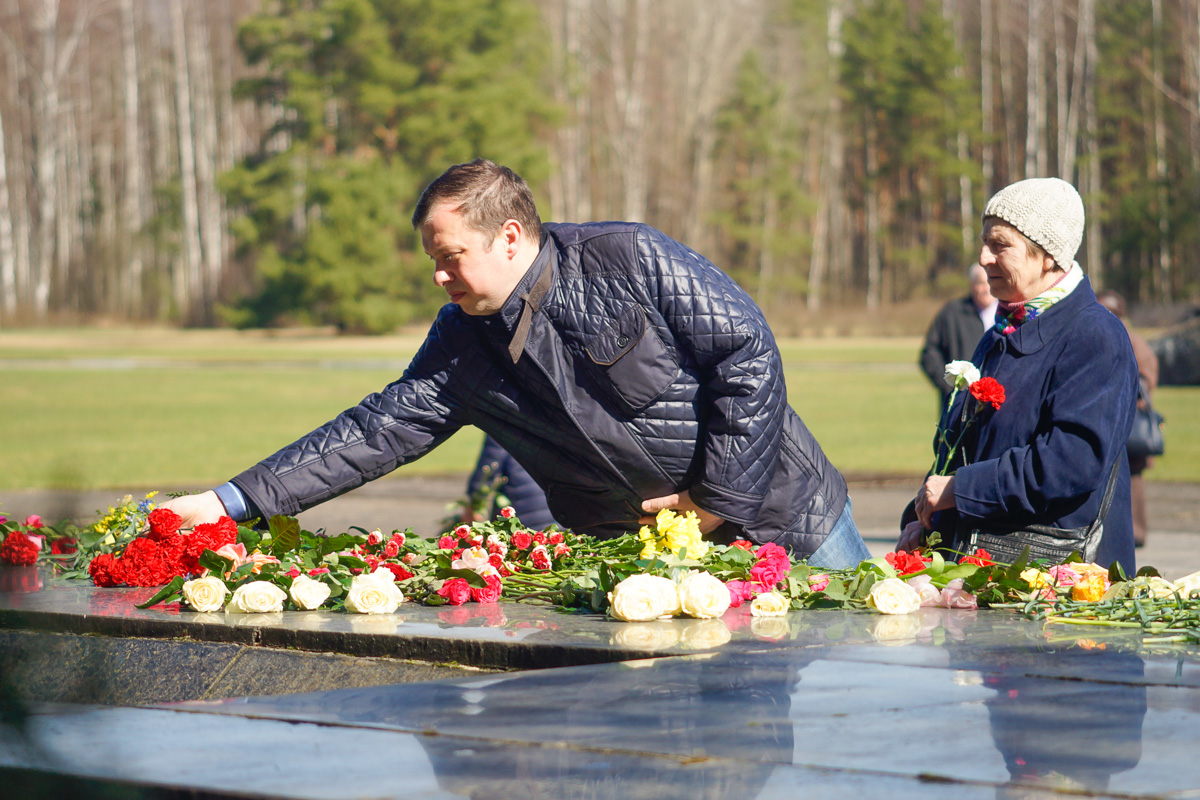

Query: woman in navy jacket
[901,178,1139,573]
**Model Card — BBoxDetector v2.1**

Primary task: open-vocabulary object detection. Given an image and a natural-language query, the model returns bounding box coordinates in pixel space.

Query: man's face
[979,220,1055,304]
[420,203,524,316]
[969,265,994,308]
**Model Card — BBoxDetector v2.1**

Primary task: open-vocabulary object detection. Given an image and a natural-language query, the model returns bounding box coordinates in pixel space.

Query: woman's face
[979,219,1058,303]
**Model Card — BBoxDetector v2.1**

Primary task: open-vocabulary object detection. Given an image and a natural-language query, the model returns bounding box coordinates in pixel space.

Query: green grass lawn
[1,328,1195,489]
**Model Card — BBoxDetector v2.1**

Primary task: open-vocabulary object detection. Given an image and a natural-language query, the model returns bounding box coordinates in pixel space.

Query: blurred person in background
[919,263,997,406]
[1098,290,1159,548]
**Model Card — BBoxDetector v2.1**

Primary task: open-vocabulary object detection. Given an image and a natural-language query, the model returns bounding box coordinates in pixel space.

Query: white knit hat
[982,178,1085,270]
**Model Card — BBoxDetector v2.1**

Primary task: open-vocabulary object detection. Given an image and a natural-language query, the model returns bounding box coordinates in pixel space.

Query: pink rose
[24,515,43,529]
[1047,565,1081,588]
[454,525,470,538]
[750,543,791,588]
[391,532,406,548]
[364,555,380,570]
[512,531,533,550]
[285,566,301,578]
[726,579,756,608]
[500,506,515,518]
[384,541,400,558]
[367,530,383,546]
[553,543,570,558]
[26,534,45,552]
[533,531,547,545]
[437,577,471,605]
[438,535,456,550]
[940,578,978,609]
[469,573,504,603]
[308,567,331,576]
[808,574,831,593]
[547,531,564,545]
[530,545,552,571]
[402,553,417,564]
[215,542,248,568]
[906,574,943,607]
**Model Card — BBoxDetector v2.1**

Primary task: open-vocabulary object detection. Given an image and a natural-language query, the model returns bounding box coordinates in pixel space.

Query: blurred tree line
[0,0,1197,333]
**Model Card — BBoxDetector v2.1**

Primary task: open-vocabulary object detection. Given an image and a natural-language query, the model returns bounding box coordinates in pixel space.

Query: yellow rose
[181,575,230,612]
[867,578,921,615]
[344,570,404,614]
[750,590,789,617]
[1020,568,1052,590]
[289,574,332,610]
[608,574,679,622]
[1070,573,1109,602]
[1174,570,1200,599]
[677,571,730,619]
[226,581,287,613]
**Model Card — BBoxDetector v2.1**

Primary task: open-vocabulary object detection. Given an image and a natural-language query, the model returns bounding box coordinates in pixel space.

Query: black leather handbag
[1126,379,1165,459]
[965,459,1120,565]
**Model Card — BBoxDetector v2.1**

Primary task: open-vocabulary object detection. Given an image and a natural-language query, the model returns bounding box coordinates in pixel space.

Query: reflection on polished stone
[0,566,42,594]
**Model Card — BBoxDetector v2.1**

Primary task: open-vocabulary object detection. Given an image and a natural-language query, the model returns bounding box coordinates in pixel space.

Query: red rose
[970,377,1006,410]
[381,562,413,582]
[488,552,505,570]
[511,531,533,550]
[88,553,125,587]
[469,573,503,603]
[500,506,515,518]
[146,508,183,540]
[530,545,552,571]
[884,549,932,576]
[437,577,471,605]
[547,531,564,545]
[438,535,456,550]
[731,540,755,551]
[1,532,40,566]
[553,543,570,558]
[533,531,547,545]
[960,548,995,567]
[749,543,791,588]
[383,541,400,559]
[50,538,78,555]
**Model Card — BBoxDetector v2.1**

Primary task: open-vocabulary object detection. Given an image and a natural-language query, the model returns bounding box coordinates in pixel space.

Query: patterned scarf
[993,262,1084,334]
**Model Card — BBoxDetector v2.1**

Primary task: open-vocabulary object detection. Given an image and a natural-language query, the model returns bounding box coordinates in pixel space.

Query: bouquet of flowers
[931,361,1006,476]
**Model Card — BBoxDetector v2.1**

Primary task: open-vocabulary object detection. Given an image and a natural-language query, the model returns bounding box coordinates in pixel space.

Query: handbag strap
[1087,457,1122,536]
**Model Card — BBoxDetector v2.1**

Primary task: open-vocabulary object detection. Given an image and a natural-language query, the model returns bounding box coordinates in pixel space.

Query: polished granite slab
[4,565,1200,798]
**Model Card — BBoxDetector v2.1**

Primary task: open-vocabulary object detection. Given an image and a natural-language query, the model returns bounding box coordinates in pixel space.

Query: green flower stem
[1043,617,1145,628]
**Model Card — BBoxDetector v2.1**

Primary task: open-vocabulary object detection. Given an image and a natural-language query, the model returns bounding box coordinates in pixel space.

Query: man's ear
[500,218,523,258]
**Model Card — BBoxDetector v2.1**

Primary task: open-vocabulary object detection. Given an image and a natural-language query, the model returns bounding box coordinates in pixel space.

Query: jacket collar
[476,233,557,360]
[1001,274,1098,355]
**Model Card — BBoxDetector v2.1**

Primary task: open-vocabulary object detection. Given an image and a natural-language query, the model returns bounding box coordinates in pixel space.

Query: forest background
[1,0,1198,335]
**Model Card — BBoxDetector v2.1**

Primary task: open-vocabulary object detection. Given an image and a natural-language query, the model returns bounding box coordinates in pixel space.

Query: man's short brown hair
[412,158,542,245]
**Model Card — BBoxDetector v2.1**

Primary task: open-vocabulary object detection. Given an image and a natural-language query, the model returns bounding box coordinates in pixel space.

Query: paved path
[5,475,1199,578]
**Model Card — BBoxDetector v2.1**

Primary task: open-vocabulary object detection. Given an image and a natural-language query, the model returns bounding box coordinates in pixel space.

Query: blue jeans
[807,498,871,569]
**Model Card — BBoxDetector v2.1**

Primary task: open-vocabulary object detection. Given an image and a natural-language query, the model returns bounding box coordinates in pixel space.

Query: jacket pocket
[584,306,679,414]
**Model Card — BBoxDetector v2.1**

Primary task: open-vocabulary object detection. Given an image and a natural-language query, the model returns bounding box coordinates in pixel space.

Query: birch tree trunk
[606,0,650,222]
[1081,0,1102,282]
[1025,0,1043,178]
[0,104,14,318]
[169,0,201,316]
[32,0,60,314]
[810,0,846,311]
[980,0,994,196]
[187,5,223,320]
[865,126,882,309]
[1151,0,1172,300]
[119,0,144,310]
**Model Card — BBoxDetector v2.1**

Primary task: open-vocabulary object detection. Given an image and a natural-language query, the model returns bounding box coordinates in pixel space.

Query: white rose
[943,360,981,389]
[226,580,287,614]
[677,571,732,620]
[871,613,922,645]
[1145,576,1178,599]
[289,574,332,610]
[750,591,789,617]
[611,622,681,650]
[679,618,732,650]
[181,575,230,612]
[452,546,491,571]
[1174,570,1200,598]
[345,571,404,614]
[867,577,921,615]
[607,574,679,622]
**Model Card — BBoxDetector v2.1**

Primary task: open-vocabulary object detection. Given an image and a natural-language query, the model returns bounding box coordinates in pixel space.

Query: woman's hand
[914,475,956,529]
[157,491,227,529]
[641,490,724,534]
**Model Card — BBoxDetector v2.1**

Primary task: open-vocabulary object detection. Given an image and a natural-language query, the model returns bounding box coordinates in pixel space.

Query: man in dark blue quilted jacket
[163,159,869,566]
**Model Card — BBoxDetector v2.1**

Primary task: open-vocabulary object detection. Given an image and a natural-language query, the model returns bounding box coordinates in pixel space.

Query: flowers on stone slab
[289,574,332,610]
[182,575,231,612]
[867,578,922,615]
[637,508,708,560]
[608,574,680,622]
[677,570,731,619]
[226,580,287,614]
[750,591,788,617]
[344,569,405,614]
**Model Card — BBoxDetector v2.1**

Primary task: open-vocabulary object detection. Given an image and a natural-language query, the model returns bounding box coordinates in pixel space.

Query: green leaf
[268,515,301,556]
[436,567,487,588]
[199,549,235,574]
[318,533,364,557]
[137,576,186,609]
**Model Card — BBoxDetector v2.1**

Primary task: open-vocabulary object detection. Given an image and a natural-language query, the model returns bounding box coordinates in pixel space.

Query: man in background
[919,263,997,403]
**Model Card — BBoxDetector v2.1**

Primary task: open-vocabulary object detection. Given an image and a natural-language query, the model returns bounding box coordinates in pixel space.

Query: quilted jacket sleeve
[634,227,786,526]
[228,311,470,518]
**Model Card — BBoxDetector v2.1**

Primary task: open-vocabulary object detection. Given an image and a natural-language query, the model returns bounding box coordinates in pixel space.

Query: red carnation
[1,531,40,566]
[960,548,995,567]
[50,538,78,555]
[437,577,471,605]
[147,508,183,540]
[884,549,932,576]
[970,377,1006,410]
[381,562,413,582]
[88,553,125,587]
[469,573,504,603]
[511,531,533,550]
[119,537,175,587]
